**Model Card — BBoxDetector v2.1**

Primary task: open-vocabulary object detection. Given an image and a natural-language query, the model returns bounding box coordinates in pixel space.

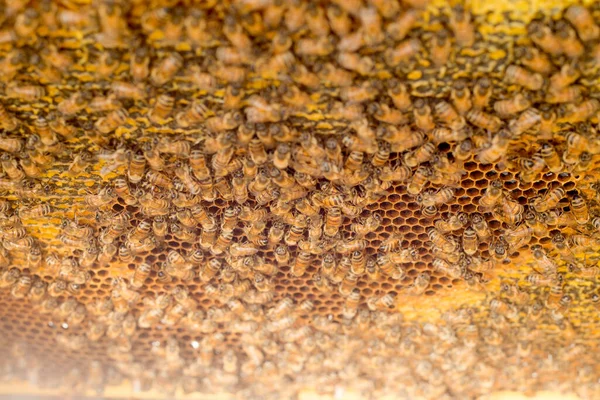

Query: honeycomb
[2,0,600,399]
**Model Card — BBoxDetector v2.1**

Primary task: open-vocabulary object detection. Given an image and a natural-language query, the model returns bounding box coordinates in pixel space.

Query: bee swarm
[2,0,600,399]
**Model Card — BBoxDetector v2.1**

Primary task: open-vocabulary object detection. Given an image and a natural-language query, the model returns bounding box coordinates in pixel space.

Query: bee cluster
[2,0,600,398]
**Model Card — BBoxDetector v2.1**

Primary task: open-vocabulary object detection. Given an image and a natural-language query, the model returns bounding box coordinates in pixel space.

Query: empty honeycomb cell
[558,173,572,182]
[470,170,484,180]
[485,170,499,179]
[406,217,418,225]
[392,201,407,211]
[385,210,400,218]
[465,205,478,217]
[475,179,488,188]
[462,179,475,188]
[464,162,478,171]
[407,202,420,211]
[564,181,577,190]
[379,202,392,210]
[466,188,479,197]
[489,220,502,229]
[504,180,519,190]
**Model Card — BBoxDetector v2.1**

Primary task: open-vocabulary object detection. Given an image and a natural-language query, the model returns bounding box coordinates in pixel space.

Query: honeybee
[407,166,431,195]
[403,142,436,168]
[138,192,169,216]
[208,61,247,83]
[87,94,122,115]
[561,99,600,123]
[432,258,464,279]
[10,274,32,299]
[568,234,597,249]
[476,180,502,210]
[534,142,563,173]
[336,237,367,255]
[545,278,564,310]
[93,242,116,268]
[340,81,380,104]
[324,3,350,35]
[1,154,25,181]
[434,101,465,131]
[509,108,541,138]
[515,46,553,75]
[417,187,456,208]
[376,253,406,280]
[411,98,435,132]
[489,298,518,320]
[111,178,136,206]
[19,203,52,219]
[6,83,45,101]
[110,81,146,101]
[0,135,23,154]
[494,93,531,117]
[127,46,150,81]
[150,53,183,87]
[548,64,580,93]
[466,110,502,133]
[427,227,457,253]
[138,307,164,329]
[428,29,452,67]
[448,5,475,47]
[526,272,555,286]
[56,92,90,117]
[521,211,547,240]
[147,93,175,124]
[477,130,511,164]
[334,269,356,296]
[504,65,544,91]
[295,36,335,57]
[495,195,524,226]
[556,21,584,58]
[47,278,68,297]
[337,52,374,76]
[570,195,589,224]
[368,103,408,125]
[175,101,210,128]
[516,154,544,184]
[384,38,421,67]
[531,245,558,276]
[432,214,465,234]
[410,273,431,295]
[95,108,128,134]
[528,21,562,56]
[128,263,151,289]
[95,50,120,79]
[565,5,600,42]
[503,224,533,254]
[459,228,478,255]
[466,78,491,110]
[532,186,564,213]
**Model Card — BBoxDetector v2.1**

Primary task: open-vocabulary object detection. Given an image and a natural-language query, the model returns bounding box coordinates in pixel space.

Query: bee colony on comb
[3,0,600,399]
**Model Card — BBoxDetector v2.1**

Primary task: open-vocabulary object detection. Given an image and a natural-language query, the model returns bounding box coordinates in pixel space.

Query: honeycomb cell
[466,188,479,197]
